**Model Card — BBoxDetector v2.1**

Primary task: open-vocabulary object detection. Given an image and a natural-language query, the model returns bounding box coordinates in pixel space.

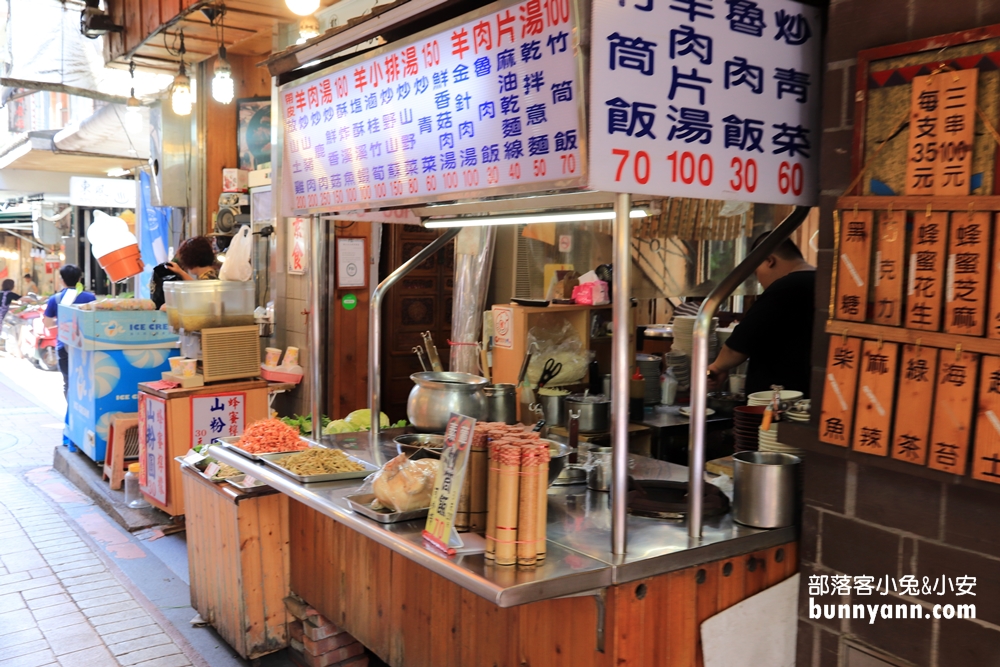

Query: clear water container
[171,280,255,332]
[124,463,150,509]
[163,282,180,332]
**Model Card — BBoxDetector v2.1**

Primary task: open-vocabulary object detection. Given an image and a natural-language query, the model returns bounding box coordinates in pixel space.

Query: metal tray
[225,474,270,491]
[346,493,429,523]
[215,436,310,461]
[258,451,378,483]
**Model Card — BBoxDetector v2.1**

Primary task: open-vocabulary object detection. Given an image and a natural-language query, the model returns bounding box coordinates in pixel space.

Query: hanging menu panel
[872,210,905,326]
[906,212,948,331]
[987,214,1000,339]
[891,345,938,466]
[835,210,873,322]
[819,336,862,447]
[934,69,977,196]
[972,356,1000,484]
[944,211,989,336]
[852,340,898,457]
[927,350,978,475]
[905,74,937,196]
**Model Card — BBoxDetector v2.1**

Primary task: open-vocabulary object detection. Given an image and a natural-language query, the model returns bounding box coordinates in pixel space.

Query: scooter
[4,303,58,371]
[30,316,59,372]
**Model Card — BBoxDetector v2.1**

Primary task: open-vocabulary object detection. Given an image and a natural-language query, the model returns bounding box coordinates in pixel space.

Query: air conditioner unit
[492,224,546,303]
[148,104,189,208]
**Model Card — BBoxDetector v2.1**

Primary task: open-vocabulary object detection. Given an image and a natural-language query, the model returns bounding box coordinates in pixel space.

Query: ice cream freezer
[59,303,179,462]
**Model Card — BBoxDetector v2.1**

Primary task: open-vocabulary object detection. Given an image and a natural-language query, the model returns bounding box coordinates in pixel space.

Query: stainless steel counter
[208,434,794,606]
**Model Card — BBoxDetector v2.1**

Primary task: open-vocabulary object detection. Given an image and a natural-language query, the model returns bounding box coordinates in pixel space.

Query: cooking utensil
[537,391,567,427]
[394,433,445,459]
[484,383,517,424]
[421,331,443,372]
[407,372,488,432]
[733,451,800,528]
[538,358,563,388]
[565,394,611,433]
[412,346,428,371]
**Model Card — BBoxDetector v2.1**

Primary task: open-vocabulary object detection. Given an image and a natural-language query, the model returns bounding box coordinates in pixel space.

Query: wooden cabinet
[181,466,290,660]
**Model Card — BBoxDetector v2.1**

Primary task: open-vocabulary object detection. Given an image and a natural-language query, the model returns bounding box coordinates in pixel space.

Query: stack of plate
[733,405,766,452]
[758,423,805,456]
[784,399,811,423]
[665,350,690,390]
[670,316,719,360]
[747,390,804,407]
[637,353,663,405]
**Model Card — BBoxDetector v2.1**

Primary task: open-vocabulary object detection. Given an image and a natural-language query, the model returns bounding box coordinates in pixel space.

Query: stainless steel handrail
[368,228,462,465]
[310,215,325,442]
[611,193,631,556]
[688,205,811,540]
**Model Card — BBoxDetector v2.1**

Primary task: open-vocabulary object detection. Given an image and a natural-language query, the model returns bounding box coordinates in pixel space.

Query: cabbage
[345,409,390,430]
[322,419,356,435]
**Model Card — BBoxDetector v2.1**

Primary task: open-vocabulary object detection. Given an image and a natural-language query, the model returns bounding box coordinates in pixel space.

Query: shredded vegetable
[275,448,365,475]
[236,419,309,454]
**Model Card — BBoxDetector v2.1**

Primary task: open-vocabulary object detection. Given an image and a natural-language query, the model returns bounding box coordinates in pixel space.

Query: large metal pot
[565,394,611,433]
[484,383,517,424]
[407,372,488,433]
[733,451,800,528]
[537,391,568,427]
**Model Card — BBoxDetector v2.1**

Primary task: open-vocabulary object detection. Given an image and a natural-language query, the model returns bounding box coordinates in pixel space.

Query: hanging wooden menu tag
[906,212,948,331]
[927,350,978,475]
[835,210,873,322]
[934,69,977,196]
[905,74,940,195]
[891,345,938,465]
[873,210,906,326]
[945,211,989,336]
[852,340,898,456]
[987,214,1000,339]
[972,356,1000,484]
[819,336,862,447]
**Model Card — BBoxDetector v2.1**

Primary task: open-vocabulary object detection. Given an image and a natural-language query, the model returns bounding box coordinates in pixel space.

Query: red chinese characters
[452,28,470,59]
[474,20,492,52]
[520,0,545,38]
[497,9,516,45]
[354,66,368,92]
[402,46,419,77]
[294,90,307,114]
[284,92,296,118]
[335,75,349,99]
[307,85,319,108]
[320,78,333,105]
[385,53,401,83]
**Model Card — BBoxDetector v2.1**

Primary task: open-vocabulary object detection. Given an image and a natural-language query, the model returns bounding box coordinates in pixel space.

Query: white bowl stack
[671,316,719,360]
[747,390,804,407]
[758,423,805,456]
[664,350,690,390]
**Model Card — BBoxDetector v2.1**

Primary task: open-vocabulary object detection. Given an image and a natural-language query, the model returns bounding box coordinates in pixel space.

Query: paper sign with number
[907,212,948,331]
[138,394,167,505]
[872,210,905,326]
[835,210,872,322]
[588,0,820,204]
[191,393,246,446]
[928,350,978,475]
[423,412,477,554]
[819,337,861,447]
[852,340,897,457]
[891,345,937,466]
[945,211,989,336]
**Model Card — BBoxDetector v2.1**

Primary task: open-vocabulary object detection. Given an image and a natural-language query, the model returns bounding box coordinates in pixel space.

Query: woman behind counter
[166,236,220,281]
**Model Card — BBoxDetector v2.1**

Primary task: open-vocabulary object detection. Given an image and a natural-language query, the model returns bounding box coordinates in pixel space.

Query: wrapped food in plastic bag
[363,453,440,512]
[526,315,593,386]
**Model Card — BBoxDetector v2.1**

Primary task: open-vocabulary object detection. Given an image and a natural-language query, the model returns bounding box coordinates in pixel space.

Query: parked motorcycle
[1,297,58,371]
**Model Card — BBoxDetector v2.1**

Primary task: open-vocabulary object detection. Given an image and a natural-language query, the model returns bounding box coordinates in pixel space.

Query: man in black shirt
[707,234,815,397]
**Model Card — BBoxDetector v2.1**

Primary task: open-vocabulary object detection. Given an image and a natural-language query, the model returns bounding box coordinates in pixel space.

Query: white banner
[191,393,246,446]
[281,0,586,214]
[588,0,820,205]
[70,176,137,209]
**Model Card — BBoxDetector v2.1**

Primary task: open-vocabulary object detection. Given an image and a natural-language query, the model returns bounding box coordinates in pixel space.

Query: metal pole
[611,193,631,556]
[688,205,811,540]
[369,227,461,466]
[310,215,325,442]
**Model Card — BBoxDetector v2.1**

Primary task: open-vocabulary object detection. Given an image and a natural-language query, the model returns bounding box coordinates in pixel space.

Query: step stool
[102,413,139,491]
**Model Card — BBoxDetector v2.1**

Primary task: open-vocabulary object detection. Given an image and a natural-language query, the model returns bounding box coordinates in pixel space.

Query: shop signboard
[588,0,820,204]
[190,393,246,447]
[138,393,168,506]
[280,0,586,215]
[69,176,136,209]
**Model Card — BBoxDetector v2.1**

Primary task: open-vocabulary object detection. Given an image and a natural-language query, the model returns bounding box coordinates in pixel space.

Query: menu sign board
[852,340,898,457]
[945,211,990,336]
[891,345,937,465]
[138,394,168,506]
[928,350,978,475]
[424,413,476,555]
[907,212,948,331]
[835,210,872,322]
[588,0,820,204]
[280,0,585,215]
[819,337,861,447]
[190,393,246,446]
[872,210,905,326]
[904,70,977,196]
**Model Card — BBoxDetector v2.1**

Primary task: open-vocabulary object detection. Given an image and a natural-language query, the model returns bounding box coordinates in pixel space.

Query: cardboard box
[222,168,249,192]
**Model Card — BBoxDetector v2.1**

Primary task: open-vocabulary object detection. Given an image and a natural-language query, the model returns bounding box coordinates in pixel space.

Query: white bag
[219,226,253,281]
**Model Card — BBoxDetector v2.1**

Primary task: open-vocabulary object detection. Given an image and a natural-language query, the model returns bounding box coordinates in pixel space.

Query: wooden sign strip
[906,211,948,331]
[927,349,978,475]
[873,210,906,326]
[891,345,938,465]
[905,73,940,196]
[852,340,898,456]
[987,213,1000,340]
[933,69,977,197]
[972,356,1000,484]
[835,210,873,322]
[944,211,990,336]
[819,337,863,447]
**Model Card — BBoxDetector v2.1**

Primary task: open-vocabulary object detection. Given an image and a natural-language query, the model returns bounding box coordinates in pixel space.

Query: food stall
[194,0,821,664]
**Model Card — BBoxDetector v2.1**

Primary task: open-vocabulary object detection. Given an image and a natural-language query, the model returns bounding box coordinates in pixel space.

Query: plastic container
[124,463,150,509]
[163,282,181,331]
[171,281,255,331]
[660,370,678,405]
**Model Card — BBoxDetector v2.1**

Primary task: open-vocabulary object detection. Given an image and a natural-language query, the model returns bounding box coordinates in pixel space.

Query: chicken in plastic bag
[526,315,593,386]
[360,453,440,512]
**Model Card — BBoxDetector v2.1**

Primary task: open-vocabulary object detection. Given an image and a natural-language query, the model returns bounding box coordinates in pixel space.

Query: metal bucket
[484,384,517,424]
[733,451,800,528]
[537,392,567,427]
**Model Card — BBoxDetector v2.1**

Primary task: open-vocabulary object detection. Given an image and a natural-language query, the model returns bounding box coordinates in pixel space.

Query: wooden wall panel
[328,225,373,418]
[159,0,180,24]
[124,0,143,54]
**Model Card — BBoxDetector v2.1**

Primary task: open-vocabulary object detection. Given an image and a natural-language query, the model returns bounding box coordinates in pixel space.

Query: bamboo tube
[536,443,551,561]
[495,443,521,566]
[456,474,471,532]
[469,430,489,532]
[485,442,500,560]
[517,445,540,567]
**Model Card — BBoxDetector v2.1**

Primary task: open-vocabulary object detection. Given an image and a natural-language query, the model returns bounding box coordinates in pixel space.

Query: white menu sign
[588,0,820,204]
[138,394,167,506]
[281,0,585,214]
[190,393,246,446]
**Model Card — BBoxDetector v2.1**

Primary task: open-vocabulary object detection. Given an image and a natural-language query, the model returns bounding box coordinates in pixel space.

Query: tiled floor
[0,357,195,667]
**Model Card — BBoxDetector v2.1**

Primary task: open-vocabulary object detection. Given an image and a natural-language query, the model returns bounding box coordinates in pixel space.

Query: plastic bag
[358,453,440,512]
[219,226,253,281]
[525,315,593,387]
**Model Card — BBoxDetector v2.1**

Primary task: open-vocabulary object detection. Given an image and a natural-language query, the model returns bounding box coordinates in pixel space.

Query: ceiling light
[124,91,143,133]
[286,0,320,16]
[212,47,234,104]
[171,63,192,116]
[423,209,649,229]
[296,15,320,44]
[107,168,131,177]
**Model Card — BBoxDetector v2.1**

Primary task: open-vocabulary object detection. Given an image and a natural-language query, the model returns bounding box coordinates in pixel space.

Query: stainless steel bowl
[544,440,571,486]
[394,433,445,459]
[407,372,489,433]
